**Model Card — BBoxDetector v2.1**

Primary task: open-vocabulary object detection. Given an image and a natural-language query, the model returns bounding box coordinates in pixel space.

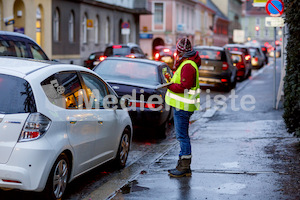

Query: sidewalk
[110,64,300,200]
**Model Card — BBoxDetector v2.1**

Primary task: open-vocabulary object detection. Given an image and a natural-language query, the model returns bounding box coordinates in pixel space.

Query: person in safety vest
[166,38,201,177]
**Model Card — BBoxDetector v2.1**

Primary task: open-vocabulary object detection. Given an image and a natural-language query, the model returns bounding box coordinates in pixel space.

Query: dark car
[230,51,252,81]
[153,46,176,70]
[260,45,269,64]
[248,46,265,69]
[104,43,146,59]
[194,46,237,91]
[0,31,49,60]
[83,51,105,69]
[93,57,173,137]
[224,44,252,71]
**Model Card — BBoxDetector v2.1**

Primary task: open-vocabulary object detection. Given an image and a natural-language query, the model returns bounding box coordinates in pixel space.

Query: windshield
[94,60,159,86]
[0,74,37,114]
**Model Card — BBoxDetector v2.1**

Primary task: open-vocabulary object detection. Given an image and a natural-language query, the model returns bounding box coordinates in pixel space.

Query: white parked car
[0,57,132,199]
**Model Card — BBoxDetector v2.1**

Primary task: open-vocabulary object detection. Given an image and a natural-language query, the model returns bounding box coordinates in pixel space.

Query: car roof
[107,43,139,48]
[102,57,165,66]
[194,46,225,51]
[0,31,36,43]
[224,44,248,48]
[0,57,85,77]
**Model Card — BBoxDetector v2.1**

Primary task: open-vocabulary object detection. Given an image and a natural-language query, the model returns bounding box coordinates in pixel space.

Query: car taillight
[237,63,245,69]
[255,57,258,62]
[113,45,122,49]
[99,56,107,61]
[173,52,177,59]
[18,113,51,142]
[200,55,209,59]
[163,49,170,53]
[222,62,229,70]
[125,54,135,58]
[245,55,251,61]
[154,53,160,60]
[129,101,162,109]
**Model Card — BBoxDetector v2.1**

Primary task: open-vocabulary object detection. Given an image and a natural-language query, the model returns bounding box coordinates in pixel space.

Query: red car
[230,51,252,81]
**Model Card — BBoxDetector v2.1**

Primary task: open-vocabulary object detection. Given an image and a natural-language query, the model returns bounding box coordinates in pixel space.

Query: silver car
[0,57,132,199]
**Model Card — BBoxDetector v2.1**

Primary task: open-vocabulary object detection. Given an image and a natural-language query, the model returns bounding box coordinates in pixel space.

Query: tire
[155,121,167,139]
[44,153,70,200]
[114,129,130,169]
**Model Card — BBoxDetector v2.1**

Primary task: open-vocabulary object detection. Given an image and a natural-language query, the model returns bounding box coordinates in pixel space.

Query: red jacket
[168,51,201,93]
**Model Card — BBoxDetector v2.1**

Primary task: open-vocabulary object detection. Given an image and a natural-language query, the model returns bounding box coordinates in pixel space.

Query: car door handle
[68,117,77,124]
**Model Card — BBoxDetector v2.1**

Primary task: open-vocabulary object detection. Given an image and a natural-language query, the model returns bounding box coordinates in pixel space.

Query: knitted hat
[176,38,192,55]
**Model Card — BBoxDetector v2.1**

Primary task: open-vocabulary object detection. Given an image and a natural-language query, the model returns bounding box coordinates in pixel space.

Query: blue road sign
[266,0,284,17]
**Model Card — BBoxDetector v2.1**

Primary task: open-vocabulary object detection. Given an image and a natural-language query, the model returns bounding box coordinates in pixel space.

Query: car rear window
[195,49,226,61]
[104,46,130,56]
[0,74,37,114]
[231,54,242,63]
[94,59,159,85]
[227,47,249,55]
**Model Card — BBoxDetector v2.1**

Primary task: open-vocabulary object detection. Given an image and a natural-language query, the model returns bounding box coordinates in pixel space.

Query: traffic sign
[253,0,268,7]
[121,22,130,29]
[265,17,284,27]
[266,0,284,17]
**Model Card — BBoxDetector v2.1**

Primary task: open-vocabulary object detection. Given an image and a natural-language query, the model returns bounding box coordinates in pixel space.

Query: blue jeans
[173,108,193,157]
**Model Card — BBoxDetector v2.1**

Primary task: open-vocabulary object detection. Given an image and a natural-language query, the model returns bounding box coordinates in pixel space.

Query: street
[2,57,298,200]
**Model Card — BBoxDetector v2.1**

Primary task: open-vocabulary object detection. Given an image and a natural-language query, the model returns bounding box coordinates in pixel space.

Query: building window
[256,29,260,37]
[53,8,60,42]
[192,10,195,31]
[176,4,179,24]
[154,3,163,24]
[69,11,74,43]
[82,13,87,44]
[187,7,189,29]
[256,17,260,25]
[95,16,99,44]
[265,28,269,37]
[105,17,110,44]
[182,5,184,24]
[36,6,42,46]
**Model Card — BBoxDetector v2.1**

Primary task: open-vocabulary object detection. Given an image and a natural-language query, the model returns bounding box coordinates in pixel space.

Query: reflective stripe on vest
[165,60,200,112]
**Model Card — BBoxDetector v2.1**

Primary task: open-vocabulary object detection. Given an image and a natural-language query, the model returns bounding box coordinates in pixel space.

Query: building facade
[0,0,149,64]
[52,0,150,64]
[0,0,52,57]
[207,0,230,46]
[242,0,274,45]
[140,0,217,59]
[210,0,243,43]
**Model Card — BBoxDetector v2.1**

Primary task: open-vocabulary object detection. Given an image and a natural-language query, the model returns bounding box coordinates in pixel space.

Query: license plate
[201,66,214,71]
[93,61,100,66]
[161,56,172,63]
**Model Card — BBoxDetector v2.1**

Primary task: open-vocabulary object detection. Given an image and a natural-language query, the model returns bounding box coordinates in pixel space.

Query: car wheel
[155,121,167,139]
[114,129,130,169]
[44,153,70,200]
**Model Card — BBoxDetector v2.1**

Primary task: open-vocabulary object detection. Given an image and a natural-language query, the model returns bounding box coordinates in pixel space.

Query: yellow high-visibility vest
[165,60,200,111]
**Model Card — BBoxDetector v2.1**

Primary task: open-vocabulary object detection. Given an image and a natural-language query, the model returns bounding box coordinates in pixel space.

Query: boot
[168,156,192,177]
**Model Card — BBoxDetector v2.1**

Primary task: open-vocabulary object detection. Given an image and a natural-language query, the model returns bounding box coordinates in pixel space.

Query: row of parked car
[0,31,271,199]
[0,31,172,199]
